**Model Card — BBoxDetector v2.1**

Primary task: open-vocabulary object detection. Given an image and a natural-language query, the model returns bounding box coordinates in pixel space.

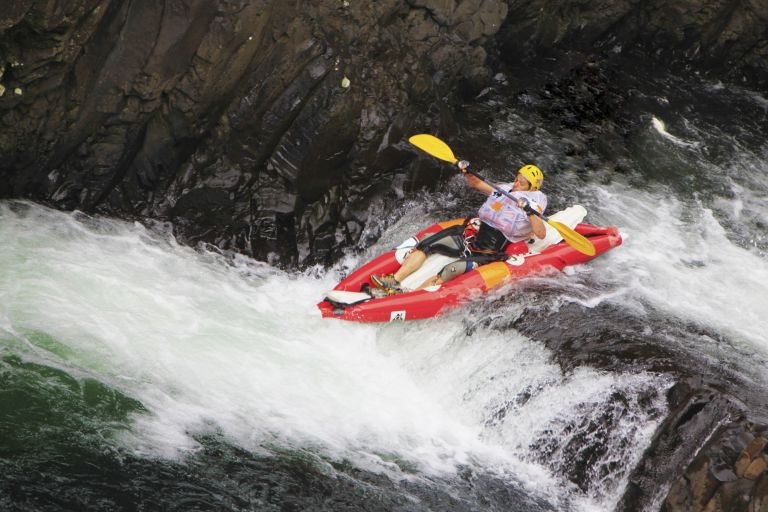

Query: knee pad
[438,260,474,282]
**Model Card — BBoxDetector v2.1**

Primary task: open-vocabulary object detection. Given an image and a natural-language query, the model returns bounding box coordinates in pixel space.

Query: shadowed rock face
[1,1,765,266]
[496,0,768,87]
[0,0,507,265]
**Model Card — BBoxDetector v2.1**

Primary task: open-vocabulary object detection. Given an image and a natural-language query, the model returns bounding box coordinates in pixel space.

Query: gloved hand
[457,160,470,172]
[517,197,540,216]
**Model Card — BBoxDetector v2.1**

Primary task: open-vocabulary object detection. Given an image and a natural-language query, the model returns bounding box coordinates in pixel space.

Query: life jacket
[477,187,547,242]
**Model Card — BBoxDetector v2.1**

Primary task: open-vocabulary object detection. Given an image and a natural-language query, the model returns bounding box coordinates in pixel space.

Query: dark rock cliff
[0,0,507,265]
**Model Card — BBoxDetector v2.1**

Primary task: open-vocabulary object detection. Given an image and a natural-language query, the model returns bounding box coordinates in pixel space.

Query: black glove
[517,198,540,216]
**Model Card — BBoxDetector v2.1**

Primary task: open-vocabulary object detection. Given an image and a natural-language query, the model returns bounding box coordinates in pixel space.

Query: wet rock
[745,437,768,461]
[745,457,768,481]
[750,474,768,512]
[615,374,768,512]
[494,0,768,90]
[615,377,744,511]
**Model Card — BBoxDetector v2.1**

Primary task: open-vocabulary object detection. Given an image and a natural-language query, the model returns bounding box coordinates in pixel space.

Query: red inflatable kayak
[318,206,622,322]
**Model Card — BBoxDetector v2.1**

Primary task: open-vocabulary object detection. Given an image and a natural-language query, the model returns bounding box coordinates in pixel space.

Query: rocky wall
[0,0,507,265]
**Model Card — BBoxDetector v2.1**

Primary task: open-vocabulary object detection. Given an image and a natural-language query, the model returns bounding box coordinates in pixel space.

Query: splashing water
[0,200,668,511]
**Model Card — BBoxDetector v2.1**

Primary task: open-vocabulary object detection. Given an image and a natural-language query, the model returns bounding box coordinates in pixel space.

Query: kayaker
[371,161,547,292]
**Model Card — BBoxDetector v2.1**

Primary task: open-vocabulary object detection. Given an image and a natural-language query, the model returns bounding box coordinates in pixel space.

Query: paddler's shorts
[415,225,469,258]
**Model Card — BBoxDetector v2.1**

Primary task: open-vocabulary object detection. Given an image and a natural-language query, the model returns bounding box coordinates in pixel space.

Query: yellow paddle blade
[547,220,596,256]
[408,134,458,164]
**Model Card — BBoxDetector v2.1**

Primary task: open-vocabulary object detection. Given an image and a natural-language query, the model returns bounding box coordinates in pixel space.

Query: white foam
[0,200,669,510]
[651,116,700,148]
[590,183,768,360]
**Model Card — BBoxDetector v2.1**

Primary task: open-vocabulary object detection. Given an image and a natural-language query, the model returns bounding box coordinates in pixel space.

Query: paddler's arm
[519,198,547,239]
[457,160,494,195]
[528,210,547,239]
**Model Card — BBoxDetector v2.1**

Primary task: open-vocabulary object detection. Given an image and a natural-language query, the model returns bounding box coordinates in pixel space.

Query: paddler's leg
[372,227,463,291]
[393,249,427,282]
[417,275,443,289]
[395,227,464,282]
[417,259,473,289]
